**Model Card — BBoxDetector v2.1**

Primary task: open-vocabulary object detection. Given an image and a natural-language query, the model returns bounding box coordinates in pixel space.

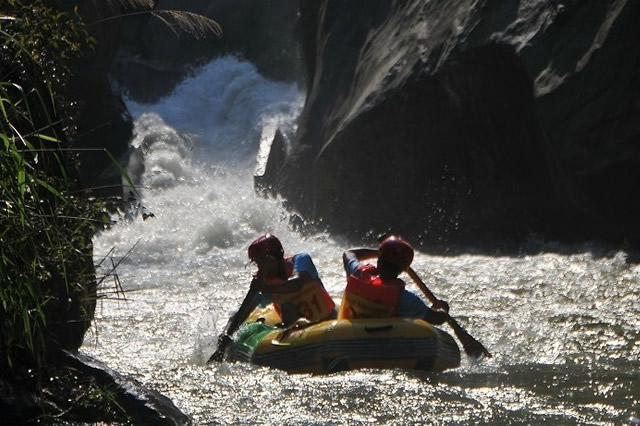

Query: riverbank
[1,350,189,424]
[0,2,192,423]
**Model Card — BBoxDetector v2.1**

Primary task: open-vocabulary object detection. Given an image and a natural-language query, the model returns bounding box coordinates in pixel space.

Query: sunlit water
[83,56,640,425]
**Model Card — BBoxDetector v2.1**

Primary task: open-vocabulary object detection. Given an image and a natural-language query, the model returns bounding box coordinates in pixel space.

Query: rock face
[261,0,640,250]
[58,0,134,197]
[1,350,191,424]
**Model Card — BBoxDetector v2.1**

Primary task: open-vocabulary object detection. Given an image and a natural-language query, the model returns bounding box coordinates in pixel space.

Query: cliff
[260,0,640,250]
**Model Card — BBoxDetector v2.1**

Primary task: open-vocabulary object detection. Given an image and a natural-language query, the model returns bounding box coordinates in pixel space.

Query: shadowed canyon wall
[259,0,640,250]
[112,0,302,102]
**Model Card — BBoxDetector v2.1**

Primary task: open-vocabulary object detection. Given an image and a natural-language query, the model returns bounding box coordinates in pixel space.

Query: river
[82,56,640,425]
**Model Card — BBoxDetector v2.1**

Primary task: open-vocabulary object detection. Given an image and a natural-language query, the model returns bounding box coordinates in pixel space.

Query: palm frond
[89,9,223,40]
[93,0,154,11]
[150,10,222,40]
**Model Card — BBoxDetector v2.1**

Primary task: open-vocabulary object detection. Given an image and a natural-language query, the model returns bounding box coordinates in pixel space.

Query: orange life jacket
[265,256,335,323]
[338,264,405,319]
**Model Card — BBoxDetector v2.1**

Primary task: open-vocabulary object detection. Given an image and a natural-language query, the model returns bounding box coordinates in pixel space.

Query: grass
[1,1,219,421]
[0,0,106,371]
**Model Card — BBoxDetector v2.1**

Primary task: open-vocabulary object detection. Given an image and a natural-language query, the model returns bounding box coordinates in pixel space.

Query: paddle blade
[207,350,223,363]
[207,334,233,363]
[447,318,491,359]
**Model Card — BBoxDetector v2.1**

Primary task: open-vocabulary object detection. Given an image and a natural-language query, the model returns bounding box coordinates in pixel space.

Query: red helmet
[248,234,284,260]
[378,235,414,271]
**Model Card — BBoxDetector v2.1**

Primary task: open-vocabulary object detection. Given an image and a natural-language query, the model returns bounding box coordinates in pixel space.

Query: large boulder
[260,0,640,250]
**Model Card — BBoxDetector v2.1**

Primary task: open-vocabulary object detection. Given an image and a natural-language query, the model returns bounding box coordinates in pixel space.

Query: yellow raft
[227,303,461,374]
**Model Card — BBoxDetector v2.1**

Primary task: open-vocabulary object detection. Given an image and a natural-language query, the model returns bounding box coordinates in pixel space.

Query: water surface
[84,57,640,425]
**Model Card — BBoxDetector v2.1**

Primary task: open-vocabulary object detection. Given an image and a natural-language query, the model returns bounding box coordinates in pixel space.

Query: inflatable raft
[227,304,461,374]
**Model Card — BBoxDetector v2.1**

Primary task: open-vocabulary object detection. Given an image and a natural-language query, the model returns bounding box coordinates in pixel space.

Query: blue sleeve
[291,253,320,281]
[345,258,361,277]
[396,289,432,318]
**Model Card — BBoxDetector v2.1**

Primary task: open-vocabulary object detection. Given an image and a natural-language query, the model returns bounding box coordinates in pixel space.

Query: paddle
[207,286,259,363]
[406,267,491,359]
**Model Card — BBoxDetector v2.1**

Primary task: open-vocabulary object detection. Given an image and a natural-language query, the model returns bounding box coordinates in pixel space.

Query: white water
[83,56,640,425]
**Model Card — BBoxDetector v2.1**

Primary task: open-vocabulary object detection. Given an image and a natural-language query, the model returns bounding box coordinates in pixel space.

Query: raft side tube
[229,316,461,374]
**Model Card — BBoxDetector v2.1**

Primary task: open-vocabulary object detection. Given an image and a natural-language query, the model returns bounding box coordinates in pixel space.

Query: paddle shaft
[406,268,440,305]
[406,267,491,358]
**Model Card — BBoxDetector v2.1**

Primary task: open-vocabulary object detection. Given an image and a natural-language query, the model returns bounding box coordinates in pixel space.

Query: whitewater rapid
[84,56,640,425]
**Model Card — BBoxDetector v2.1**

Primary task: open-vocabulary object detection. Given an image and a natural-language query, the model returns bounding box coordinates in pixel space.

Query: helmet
[378,235,414,271]
[248,234,284,260]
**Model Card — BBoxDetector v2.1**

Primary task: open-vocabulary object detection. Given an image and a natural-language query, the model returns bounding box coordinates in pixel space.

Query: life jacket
[338,264,405,319]
[264,255,336,323]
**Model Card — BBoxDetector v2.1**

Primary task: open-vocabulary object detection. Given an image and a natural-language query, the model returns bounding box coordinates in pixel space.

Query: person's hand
[431,299,450,313]
[209,333,232,363]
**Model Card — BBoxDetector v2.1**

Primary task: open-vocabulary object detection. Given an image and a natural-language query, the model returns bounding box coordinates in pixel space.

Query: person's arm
[397,289,447,325]
[208,287,259,363]
[221,291,259,336]
[343,248,377,273]
[422,307,448,325]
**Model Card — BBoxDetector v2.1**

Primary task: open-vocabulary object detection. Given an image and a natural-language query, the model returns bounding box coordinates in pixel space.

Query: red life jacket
[338,264,405,319]
[264,255,335,322]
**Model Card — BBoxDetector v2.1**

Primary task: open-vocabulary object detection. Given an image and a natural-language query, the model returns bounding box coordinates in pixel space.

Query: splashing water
[84,57,640,425]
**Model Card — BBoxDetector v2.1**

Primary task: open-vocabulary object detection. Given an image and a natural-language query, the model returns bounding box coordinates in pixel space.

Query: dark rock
[0,374,53,423]
[66,68,133,197]
[60,350,191,425]
[113,0,303,102]
[261,0,640,250]
[255,128,289,197]
[0,351,191,425]
[57,0,135,197]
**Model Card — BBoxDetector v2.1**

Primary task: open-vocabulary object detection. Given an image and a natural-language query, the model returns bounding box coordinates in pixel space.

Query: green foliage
[1,1,95,146]
[0,0,107,370]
